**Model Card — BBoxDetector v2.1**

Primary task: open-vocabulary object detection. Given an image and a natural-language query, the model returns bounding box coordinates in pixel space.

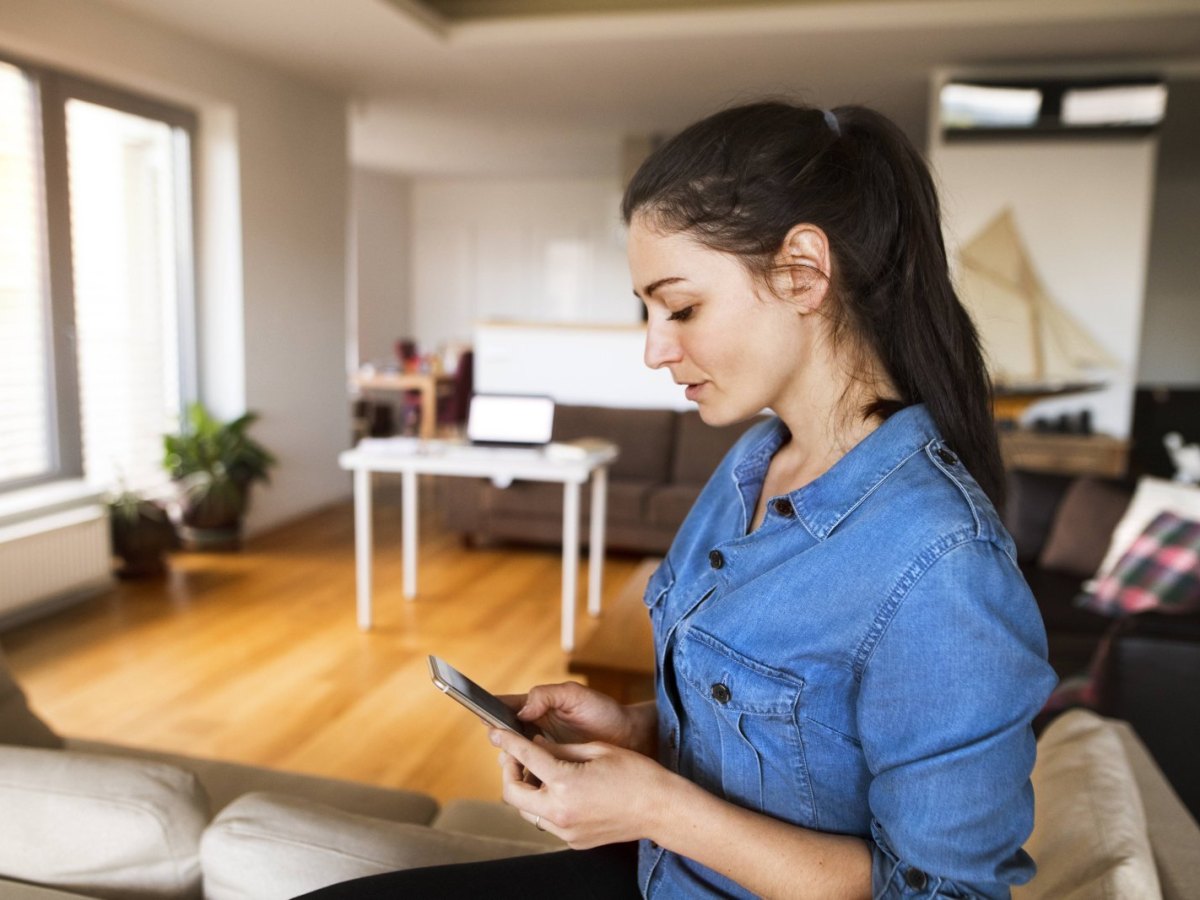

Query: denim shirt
[637,405,1057,899]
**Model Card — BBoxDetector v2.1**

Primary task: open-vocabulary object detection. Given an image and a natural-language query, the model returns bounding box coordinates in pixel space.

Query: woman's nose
[644,319,682,370]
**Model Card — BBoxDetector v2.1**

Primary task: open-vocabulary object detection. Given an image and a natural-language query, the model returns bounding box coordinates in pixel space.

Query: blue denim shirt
[637,405,1057,899]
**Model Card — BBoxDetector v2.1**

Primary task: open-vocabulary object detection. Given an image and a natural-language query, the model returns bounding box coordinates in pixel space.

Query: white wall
[1139,78,1200,386]
[352,168,412,367]
[409,177,636,352]
[475,323,685,409]
[0,0,350,535]
[932,132,1158,439]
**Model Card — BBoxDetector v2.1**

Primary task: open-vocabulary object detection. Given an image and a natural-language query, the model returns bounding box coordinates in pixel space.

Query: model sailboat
[956,208,1119,422]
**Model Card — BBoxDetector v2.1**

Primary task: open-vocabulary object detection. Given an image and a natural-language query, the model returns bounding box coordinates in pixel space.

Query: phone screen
[427,655,537,738]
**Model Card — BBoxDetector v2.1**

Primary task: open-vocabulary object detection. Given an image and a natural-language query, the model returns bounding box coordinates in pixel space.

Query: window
[940,76,1167,139]
[0,55,196,495]
[0,62,52,486]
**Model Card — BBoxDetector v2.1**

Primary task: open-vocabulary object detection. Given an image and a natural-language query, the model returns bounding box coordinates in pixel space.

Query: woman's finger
[539,739,609,763]
[490,728,560,781]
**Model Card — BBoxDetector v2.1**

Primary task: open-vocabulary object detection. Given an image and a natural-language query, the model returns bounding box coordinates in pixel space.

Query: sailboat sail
[957,208,1118,393]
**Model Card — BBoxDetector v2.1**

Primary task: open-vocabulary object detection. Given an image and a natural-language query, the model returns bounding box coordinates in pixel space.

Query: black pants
[293,842,641,899]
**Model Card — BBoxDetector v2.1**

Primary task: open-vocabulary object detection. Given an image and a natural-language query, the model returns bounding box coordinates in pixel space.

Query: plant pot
[173,477,248,551]
[110,501,176,578]
[177,523,242,552]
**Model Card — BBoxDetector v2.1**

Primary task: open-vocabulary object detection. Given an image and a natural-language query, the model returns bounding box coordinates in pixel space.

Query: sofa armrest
[201,792,554,900]
[0,745,207,900]
[1113,716,1200,900]
[0,880,95,899]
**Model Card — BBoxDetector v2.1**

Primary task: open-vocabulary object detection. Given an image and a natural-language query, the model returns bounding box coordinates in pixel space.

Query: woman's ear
[778,224,832,312]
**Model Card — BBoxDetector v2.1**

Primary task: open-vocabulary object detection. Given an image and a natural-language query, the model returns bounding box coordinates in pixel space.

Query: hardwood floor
[1,482,645,806]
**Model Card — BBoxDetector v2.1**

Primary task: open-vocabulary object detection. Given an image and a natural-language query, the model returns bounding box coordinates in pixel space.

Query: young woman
[303,101,1056,900]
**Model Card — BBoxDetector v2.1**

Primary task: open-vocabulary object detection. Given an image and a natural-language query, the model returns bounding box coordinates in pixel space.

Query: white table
[338,438,619,651]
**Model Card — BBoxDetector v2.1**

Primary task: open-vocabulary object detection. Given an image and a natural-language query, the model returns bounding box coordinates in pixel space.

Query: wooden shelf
[998,430,1129,478]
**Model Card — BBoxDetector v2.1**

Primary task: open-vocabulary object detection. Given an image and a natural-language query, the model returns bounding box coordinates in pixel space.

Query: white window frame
[0,51,198,495]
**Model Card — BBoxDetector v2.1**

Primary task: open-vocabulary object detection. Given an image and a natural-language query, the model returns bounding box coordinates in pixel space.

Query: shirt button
[710,683,731,704]
[936,447,958,466]
[905,867,928,890]
[708,549,724,569]
[772,498,795,517]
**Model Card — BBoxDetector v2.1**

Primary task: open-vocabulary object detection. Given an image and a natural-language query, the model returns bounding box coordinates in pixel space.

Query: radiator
[0,506,112,623]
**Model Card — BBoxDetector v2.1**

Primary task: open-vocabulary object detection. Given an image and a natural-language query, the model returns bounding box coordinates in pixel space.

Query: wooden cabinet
[998,430,1129,478]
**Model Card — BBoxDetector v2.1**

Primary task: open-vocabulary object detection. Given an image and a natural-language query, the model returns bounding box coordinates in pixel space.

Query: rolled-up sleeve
[857,539,1058,899]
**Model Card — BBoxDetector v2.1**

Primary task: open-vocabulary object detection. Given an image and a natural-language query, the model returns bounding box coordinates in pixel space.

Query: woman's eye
[667,306,694,322]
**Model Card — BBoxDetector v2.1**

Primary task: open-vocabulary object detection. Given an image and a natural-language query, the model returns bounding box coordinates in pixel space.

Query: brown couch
[441,405,762,554]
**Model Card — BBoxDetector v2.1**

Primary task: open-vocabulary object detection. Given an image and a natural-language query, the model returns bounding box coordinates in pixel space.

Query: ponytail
[622,101,1006,512]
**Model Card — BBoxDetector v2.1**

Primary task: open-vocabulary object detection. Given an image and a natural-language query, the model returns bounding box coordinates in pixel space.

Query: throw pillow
[1038,478,1132,578]
[1082,511,1200,616]
[1092,477,1200,584]
[1014,709,1161,900]
[0,745,209,899]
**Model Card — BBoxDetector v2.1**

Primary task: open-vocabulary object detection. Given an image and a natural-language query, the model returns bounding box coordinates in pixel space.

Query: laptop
[466,393,556,447]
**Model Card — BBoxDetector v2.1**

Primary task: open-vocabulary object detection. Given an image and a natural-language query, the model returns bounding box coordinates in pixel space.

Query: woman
[304,101,1056,899]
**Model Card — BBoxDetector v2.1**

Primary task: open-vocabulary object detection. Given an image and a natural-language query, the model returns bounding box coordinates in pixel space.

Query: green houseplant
[107,490,177,577]
[163,403,277,550]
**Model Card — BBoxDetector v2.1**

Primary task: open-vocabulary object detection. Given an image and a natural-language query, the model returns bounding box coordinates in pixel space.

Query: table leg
[418,379,436,440]
[402,469,418,600]
[561,480,581,652]
[354,467,373,630]
[587,466,607,617]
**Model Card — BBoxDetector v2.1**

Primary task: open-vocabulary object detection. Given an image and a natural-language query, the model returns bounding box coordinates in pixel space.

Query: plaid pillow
[1081,510,1200,616]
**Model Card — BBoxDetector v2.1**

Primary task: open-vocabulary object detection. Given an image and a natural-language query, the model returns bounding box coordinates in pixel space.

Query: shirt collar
[733,404,943,541]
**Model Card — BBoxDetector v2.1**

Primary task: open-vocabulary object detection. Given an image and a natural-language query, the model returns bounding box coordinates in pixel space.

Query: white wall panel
[932,125,1158,438]
[410,178,635,351]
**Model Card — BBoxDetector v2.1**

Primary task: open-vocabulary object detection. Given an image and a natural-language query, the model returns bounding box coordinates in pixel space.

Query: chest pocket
[674,627,815,826]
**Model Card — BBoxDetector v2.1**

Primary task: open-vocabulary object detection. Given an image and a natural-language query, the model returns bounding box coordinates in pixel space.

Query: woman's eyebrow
[634,276,688,299]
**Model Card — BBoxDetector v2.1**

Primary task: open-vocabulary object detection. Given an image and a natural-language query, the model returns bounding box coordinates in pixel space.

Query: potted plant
[163,403,277,550]
[107,490,177,577]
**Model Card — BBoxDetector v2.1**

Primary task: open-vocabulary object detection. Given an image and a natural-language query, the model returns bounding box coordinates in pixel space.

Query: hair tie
[822,108,840,136]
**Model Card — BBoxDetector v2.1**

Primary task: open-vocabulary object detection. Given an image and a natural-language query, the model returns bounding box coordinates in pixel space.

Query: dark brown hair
[622,101,1005,512]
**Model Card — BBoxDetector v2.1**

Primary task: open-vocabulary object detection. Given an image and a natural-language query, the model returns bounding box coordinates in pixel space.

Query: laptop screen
[466,394,555,446]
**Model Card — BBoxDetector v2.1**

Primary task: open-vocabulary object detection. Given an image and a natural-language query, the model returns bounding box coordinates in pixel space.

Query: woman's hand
[499,683,656,756]
[491,728,672,850]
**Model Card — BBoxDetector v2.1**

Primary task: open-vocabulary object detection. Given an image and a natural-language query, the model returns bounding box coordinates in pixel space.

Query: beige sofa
[2,646,1197,899]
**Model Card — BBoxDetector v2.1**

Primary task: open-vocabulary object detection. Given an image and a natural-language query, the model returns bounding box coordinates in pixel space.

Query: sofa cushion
[0,645,63,749]
[646,483,702,530]
[66,738,439,823]
[1084,512,1200,616]
[552,405,675,483]
[0,745,208,900]
[487,479,652,525]
[1014,710,1160,900]
[433,798,565,850]
[1094,477,1200,583]
[670,411,762,486]
[1004,470,1075,563]
[1038,477,1132,577]
[201,791,553,900]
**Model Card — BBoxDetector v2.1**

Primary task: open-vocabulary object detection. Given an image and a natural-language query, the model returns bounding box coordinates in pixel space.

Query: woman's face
[628,215,819,427]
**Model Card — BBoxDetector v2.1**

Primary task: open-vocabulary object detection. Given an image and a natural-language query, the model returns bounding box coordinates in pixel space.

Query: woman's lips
[684,382,706,401]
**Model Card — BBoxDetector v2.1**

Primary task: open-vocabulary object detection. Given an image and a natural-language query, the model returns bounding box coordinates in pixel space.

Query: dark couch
[1006,468,1200,817]
[440,405,762,554]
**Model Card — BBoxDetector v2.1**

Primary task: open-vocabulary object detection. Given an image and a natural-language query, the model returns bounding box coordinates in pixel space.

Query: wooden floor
[1,483,645,806]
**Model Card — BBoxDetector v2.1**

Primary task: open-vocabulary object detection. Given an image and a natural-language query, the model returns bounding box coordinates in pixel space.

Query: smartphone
[427,655,538,739]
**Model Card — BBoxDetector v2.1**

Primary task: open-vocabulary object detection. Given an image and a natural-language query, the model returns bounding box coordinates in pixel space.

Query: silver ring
[534,815,544,831]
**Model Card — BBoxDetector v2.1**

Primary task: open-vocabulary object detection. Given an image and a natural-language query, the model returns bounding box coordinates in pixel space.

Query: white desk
[338,438,619,651]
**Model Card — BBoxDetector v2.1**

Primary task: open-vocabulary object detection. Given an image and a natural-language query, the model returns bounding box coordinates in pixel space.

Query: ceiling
[89,0,1200,177]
